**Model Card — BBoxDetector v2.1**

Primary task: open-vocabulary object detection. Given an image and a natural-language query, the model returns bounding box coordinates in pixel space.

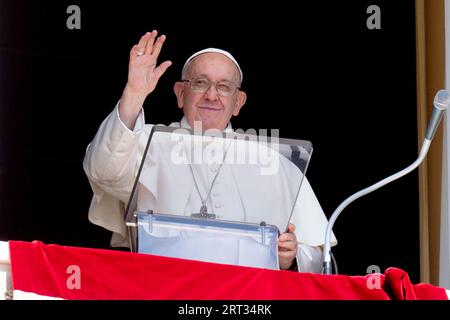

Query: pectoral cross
[191,204,216,219]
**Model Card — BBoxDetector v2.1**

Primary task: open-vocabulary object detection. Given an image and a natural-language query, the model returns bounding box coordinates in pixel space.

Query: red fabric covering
[8,240,448,300]
[383,267,447,300]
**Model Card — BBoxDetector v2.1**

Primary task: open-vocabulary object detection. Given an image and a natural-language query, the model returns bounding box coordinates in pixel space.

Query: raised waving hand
[119,30,172,129]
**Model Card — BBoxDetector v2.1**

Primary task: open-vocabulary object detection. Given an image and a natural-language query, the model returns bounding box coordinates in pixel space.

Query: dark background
[0,0,420,281]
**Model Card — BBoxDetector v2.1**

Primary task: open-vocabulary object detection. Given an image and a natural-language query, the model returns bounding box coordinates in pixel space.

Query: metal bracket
[260,221,267,245]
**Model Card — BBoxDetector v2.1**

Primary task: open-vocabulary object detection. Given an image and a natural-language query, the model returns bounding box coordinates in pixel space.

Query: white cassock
[83,103,337,273]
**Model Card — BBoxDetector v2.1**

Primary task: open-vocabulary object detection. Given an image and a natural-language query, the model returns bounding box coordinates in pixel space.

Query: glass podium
[125,125,313,270]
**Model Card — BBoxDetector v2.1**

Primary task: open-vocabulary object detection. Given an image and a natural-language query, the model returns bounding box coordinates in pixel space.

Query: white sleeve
[82,102,148,244]
[83,102,147,203]
[296,243,323,274]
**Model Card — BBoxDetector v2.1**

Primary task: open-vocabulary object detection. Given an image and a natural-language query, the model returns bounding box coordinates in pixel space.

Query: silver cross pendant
[191,204,216,219]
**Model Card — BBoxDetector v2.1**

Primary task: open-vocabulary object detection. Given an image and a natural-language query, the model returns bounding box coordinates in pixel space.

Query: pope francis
[83,30,336,273]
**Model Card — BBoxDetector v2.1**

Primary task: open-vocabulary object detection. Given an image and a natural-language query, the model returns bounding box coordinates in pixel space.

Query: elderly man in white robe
[83,30,336,273]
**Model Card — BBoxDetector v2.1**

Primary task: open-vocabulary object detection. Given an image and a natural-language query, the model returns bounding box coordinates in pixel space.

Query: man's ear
[232,90,247,116]
[173,82,185,109]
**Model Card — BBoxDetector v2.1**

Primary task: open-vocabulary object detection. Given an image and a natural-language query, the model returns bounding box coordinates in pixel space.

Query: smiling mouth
[199,106,221,111]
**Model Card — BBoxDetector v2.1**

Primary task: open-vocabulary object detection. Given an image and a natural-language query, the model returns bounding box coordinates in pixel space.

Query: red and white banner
[7,240,448,300]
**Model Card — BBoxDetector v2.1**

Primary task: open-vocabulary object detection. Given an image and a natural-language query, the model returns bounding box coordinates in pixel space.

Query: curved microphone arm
[322,89,449,275]
[322,138,431,275]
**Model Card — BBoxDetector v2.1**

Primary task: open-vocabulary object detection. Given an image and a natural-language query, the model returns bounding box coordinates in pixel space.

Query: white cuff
[296,244,323,274]
[115,101,146,133]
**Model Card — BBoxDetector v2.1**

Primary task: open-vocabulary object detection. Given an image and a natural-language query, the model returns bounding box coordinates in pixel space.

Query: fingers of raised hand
[136,32,151,55]
[130,33,162,66]
[153,60,172,79]
[130,45,141,60]
[151,34,166,59]
[134,30,165,57]
[144,30,158,55]
[130,31,167,67]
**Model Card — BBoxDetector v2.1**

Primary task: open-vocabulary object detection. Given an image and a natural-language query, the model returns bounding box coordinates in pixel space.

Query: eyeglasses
[182,77,240,97]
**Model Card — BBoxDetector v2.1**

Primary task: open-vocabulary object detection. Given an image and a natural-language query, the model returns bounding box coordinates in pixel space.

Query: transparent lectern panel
[125,126,313,269]
[136,212,279,269]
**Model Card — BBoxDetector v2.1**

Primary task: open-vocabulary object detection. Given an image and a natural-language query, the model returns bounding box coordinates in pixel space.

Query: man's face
[174,53,247,131]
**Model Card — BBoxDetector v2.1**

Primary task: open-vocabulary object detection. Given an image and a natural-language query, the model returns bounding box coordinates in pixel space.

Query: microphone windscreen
[434,89,450,110]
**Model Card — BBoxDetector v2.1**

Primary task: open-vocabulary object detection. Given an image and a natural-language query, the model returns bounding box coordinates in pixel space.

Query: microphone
[322,89,450,275]
[426,90,450,140]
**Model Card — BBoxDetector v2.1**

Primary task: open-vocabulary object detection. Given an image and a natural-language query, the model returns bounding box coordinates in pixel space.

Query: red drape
[8,240,447,300]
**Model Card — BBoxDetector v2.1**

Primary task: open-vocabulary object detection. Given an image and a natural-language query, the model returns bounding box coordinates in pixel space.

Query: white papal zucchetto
[181,48,243,83]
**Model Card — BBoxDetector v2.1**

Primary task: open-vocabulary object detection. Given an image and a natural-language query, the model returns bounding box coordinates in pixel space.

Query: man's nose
[205,84,219,100]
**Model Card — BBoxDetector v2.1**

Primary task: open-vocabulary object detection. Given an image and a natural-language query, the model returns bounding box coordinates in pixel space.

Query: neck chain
[178,122,230,219]
[189,147,228,219]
